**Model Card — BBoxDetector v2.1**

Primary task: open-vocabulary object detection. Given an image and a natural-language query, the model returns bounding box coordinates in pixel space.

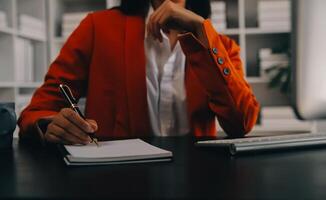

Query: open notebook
[61,139,173,166]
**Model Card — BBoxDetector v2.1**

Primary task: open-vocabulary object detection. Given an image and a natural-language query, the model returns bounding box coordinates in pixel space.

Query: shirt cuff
[178,19,235,84]
[178,19,220,53]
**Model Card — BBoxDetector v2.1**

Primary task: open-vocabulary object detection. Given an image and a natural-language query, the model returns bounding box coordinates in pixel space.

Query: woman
[18,0,259,144]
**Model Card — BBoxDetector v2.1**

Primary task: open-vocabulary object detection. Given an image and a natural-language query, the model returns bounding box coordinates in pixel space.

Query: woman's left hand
[147,0,205,42]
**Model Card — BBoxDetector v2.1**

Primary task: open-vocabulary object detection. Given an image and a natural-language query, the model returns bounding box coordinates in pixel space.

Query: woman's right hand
[44,108,98,145]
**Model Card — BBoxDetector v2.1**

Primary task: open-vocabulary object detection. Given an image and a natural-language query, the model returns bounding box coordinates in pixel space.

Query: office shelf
[220,28,240,35]
[0,0,47,135]
[53,37,64,43]
[0,82,17,88]
[245,28,291,35]
[246,77,269,84]
[0,26,15,35]
[17,31,46,42]
[16,82,43,88]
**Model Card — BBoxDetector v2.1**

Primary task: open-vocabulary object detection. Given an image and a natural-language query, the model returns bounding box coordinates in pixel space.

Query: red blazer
[18,9,259,138]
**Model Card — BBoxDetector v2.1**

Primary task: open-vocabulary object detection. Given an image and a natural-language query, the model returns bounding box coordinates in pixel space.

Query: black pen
[59,84,99,146]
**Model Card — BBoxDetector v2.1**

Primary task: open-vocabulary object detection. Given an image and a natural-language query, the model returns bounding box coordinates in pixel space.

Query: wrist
[192,16,205,36]
[191,17,209,48]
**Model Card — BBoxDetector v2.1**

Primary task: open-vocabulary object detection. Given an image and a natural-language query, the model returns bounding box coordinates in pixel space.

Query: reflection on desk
[1,137,326,199]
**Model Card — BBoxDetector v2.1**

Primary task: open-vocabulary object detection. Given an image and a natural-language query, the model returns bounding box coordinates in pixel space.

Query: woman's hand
[44,108,98,145]
[147,0,205,42]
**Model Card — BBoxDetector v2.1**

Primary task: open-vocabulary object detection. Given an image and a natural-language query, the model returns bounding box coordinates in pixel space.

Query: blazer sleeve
[179,19,260,137]
[18,13,94,139]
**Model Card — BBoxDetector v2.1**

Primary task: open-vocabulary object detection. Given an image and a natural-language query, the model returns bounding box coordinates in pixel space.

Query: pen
[59,84,99,146]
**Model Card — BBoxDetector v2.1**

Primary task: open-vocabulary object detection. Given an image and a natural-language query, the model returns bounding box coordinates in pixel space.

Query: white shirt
[145,32,190,136]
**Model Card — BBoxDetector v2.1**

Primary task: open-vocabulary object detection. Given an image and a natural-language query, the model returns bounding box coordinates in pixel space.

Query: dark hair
[186,0,211,19]
[119,0,150,17]
[119,0,211,19]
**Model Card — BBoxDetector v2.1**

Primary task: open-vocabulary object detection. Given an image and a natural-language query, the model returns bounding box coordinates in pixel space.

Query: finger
[157,11,171,35]
[45,132,61,143]
[86,119,98,133]
[148,14,155,39]
[147,17,151,38]
[152,9,166,42]
[61,108,94,133]
[151,0,167,20]
[150,0,168,41]
[49,123,89,145]
[147,14,151,37]
[46,132,73,145]
[53,114,91,142]
[151,2,168,41]
[150,16,161,41]
[158,0,171,11]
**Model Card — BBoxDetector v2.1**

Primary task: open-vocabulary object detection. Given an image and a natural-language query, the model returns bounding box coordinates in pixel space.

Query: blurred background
[0,0,320,136]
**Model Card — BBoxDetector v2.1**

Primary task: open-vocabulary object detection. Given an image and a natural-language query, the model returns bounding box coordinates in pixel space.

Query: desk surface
[2,137,326,199]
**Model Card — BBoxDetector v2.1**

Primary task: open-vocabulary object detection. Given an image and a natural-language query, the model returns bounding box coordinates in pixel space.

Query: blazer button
[223,68,231,76]
[218,57,224,65]
[212,48,218,55]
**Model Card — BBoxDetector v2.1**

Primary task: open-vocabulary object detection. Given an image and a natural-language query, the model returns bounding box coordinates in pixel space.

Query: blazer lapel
[124,15,151,136]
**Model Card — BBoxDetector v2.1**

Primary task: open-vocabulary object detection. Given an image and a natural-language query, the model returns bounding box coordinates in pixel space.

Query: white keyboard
[196,133,326,155]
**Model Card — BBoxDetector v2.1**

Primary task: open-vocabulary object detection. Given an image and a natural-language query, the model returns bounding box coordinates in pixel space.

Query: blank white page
[64,139,172,159]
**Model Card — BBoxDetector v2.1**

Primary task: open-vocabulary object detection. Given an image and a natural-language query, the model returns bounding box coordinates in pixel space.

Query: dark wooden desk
[2,137,326,199]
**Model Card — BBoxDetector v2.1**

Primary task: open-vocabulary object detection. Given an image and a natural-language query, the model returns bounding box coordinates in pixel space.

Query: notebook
[61,139,173,166]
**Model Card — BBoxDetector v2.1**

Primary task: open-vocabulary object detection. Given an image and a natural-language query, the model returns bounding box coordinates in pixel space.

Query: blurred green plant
[264,50,291,94]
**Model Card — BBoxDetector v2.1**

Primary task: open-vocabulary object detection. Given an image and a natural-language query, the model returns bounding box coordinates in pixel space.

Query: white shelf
[245,28,291,35]
[0,0,48,106]
[0,82,43,88]
[219,28,291,36]
[0,26,15,35]
[220,28,240,35]
[16,82,43,88]
[17,31,47,42]
[0,82,16,87]
[246,77,269,84]
[53,37,65,44]
[0,27,47,43]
